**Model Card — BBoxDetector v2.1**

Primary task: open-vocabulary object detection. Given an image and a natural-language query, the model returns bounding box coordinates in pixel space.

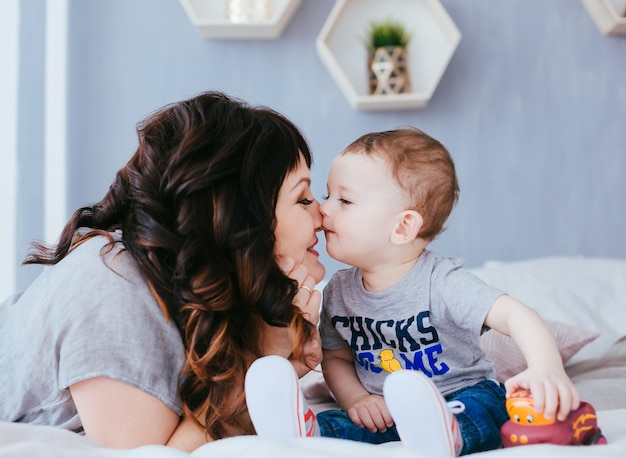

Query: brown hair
[342,127,459,240]
[24,91,316,439]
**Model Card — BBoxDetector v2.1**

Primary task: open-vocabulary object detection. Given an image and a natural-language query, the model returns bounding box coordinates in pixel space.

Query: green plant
[366,19,411,48]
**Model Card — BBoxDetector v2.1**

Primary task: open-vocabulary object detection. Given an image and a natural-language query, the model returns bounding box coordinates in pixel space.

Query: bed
[1,256,625,457]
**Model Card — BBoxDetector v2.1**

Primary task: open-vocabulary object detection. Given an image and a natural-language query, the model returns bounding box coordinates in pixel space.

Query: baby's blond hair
[341,127,459,241]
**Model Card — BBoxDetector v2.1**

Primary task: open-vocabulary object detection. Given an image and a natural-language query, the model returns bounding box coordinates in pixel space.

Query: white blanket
[1,410,625,458]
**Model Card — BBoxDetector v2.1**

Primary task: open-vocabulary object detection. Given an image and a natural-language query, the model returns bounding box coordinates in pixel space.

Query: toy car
[500,389,607,447]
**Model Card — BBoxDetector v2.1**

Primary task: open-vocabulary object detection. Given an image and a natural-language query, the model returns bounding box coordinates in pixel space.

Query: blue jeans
[317,409,400,444]
[317,379,508,455]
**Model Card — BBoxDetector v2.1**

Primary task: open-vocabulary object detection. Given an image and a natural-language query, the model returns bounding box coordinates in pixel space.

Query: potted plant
[366,19,412,95]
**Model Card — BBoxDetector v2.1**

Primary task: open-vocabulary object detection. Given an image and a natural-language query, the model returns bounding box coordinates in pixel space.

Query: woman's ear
[391,210,423,245]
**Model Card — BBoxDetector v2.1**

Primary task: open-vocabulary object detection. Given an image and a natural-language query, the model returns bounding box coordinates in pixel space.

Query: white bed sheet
[1,409,625,458]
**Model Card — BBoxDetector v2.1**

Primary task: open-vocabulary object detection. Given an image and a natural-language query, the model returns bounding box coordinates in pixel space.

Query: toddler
[246,128,579,456]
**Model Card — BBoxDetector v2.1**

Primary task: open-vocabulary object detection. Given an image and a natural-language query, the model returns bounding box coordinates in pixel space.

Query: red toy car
[500,389,607,447]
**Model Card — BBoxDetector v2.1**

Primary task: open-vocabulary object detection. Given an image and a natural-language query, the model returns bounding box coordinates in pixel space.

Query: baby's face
[320,152,409,269]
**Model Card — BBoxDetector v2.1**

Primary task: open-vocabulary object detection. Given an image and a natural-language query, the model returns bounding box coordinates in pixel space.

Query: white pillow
[480,320,599,382]
[470,257,626,364]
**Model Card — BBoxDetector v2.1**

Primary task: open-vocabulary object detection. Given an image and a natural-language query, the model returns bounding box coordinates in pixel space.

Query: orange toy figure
[500,389,607,447]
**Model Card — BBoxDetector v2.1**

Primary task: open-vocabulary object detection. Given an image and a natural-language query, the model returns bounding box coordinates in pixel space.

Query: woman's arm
[484,295,580,421]
[70,377,180,448]
[166,415,212,452]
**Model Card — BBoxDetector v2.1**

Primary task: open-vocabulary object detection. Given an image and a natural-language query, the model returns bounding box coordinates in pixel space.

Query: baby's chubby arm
[322,347,394,433]
[484,295,580,421]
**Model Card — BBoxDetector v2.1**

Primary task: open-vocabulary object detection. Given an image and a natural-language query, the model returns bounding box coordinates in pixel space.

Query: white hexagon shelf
[316,0,461,111]
[582,0,626,35]
[179,0,302,39]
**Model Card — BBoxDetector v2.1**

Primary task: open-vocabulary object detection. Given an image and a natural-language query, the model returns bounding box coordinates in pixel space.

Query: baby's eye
[321,194,329,201]
[339,198,352,205]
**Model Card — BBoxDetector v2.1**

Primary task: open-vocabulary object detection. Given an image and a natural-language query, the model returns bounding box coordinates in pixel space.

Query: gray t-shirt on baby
[0,234,185,431]
[320,249,504,397]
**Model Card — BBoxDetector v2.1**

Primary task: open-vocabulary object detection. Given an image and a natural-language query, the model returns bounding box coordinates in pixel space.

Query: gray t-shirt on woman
[320,249,504,397]
[0,234,185,432]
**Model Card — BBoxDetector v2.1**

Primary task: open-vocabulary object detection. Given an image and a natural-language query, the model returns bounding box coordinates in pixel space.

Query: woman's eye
[299,198,313,205]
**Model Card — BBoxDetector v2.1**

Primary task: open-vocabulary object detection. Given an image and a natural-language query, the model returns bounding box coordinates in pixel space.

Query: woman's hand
[290,328,323,378]
[277,256,321,325]
[167,414,213,452]
[275,256,323,377]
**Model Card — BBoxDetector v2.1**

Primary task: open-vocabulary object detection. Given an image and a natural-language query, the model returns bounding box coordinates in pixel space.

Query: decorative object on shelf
[366,19,411,95]
[179,0,301,39]
[316,0,461,112]
[581,0,626,35]
[226,0,272,23]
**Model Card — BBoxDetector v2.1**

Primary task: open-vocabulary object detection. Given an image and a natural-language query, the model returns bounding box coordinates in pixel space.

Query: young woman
[0,91,325,451]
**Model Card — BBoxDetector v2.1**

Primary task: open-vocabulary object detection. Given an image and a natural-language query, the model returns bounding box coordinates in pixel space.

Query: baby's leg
[245,355,319,438]
[384,370,464,457]
[446,380,508,454]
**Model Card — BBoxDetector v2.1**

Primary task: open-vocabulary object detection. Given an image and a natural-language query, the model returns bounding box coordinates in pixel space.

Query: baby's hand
[505,362,580,422]
[347,394,394,433]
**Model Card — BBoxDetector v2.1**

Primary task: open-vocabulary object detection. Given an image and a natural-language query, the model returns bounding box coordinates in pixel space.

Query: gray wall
[17,0,626,285]
[13,0,46,291]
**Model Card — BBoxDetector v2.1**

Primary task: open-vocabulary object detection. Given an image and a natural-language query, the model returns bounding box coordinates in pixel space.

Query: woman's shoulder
[61,233,143,285]
[44,235,184,396]
[29,233,157,322]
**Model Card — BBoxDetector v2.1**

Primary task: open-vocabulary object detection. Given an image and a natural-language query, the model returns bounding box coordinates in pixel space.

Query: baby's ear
[391,210,423,245]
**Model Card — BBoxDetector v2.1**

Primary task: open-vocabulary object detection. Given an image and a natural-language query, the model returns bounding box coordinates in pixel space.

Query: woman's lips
[307,239,320,257]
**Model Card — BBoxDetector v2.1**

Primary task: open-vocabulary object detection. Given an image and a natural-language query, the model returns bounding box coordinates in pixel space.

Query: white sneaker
[383,370,464,456]
[245,355,319,438]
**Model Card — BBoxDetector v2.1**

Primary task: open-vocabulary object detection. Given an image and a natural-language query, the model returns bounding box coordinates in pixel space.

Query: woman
[0,91,325,450]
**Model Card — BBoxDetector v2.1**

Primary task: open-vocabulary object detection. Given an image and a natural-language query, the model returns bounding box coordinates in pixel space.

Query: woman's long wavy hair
[24,91,317,439]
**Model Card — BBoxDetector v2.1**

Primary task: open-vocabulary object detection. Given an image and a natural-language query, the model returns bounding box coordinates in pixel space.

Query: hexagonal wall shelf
[582,0,626,35]
[316,0,461,111]
[179,0,302,39]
